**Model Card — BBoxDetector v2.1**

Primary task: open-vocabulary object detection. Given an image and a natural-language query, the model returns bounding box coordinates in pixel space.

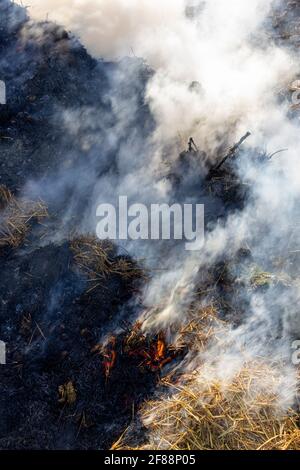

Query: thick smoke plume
[21,0,295,149]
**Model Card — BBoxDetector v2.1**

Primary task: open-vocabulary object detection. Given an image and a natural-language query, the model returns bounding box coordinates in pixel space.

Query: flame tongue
[100,326,176,380]
[150,335,167,368]
[126,326,172,372]
[102,337,117,379]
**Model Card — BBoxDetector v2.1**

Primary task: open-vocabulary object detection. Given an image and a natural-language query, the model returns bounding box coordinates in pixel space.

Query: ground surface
[0,0,299,450]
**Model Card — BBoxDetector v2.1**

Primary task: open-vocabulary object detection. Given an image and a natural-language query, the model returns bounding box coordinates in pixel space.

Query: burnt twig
[211,131,251,173]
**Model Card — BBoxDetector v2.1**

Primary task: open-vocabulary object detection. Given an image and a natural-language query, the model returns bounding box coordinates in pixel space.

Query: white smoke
[19,0,300,408]
[20,0,295,150]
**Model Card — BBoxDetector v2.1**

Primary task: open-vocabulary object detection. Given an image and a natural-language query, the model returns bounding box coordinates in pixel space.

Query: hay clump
[70,236,145,289]
[113,305,300,451]
[58,381,77,405]
[0,185,48,249]
[249,265,292,289]
[176,305,227,353]
[115,361,300,450]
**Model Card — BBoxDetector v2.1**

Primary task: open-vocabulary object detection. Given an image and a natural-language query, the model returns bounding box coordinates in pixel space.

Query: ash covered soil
[0,242,152,449]
[0,0,299,450]
[0,0,158,449]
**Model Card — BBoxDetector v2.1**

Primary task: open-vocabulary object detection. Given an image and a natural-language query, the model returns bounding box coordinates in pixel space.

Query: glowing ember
[102,337,117,379]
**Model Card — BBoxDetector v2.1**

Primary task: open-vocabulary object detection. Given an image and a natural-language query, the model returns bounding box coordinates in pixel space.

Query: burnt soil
[0,236,166,449]
[0,0,158,449]
[0,0,299,450]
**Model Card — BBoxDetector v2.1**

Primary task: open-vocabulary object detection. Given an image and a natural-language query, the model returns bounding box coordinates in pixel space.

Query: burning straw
[128,364,300,450]
[0,185,48,249]
[113,306,300,450]
[114,361,300,450]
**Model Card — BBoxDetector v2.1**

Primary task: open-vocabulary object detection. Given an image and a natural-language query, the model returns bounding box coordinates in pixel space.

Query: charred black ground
[0,0,299,451]
[0,244,161,449]
[0,0,156,449]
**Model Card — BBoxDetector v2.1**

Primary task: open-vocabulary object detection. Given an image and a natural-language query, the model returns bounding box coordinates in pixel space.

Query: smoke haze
[16,0,300,410]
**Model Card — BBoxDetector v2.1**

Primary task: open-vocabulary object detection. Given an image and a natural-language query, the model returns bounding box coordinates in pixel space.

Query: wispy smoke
[18,0,300,409]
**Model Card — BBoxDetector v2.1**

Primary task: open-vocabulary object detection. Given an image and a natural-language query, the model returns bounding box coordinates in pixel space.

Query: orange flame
[101,329,176,378]
[103,337,116,379]
[153,338,166,362]
[145,333,170,371]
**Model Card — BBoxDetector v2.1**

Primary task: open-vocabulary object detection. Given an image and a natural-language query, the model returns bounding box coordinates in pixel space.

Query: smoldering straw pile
[0,0,300,450]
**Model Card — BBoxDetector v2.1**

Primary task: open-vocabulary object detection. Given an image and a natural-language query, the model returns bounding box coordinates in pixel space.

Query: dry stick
[212,131,251,172]
[267,148,288,160]
[35,321,46,340]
